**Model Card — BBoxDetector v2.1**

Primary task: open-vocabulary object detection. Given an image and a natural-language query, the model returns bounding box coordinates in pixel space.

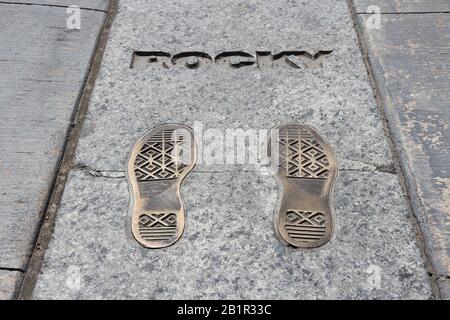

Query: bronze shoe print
[126,124,197,248]
[268,123,338,248]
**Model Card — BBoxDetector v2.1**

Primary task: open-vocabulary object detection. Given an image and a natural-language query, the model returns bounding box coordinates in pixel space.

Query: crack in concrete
[340,159,396,174]
[73,158,397,180]
[340,167,395,174]
[74,164,125,178]
[0,267,25,273]
[0,1,107,12]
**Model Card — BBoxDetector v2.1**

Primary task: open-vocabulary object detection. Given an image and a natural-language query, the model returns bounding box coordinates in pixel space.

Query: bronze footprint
[126,124,197,248]
[268,123,338,248]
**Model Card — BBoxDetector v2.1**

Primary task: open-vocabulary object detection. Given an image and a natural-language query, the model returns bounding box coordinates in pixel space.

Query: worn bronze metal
[268,124,338,248]
[126,124,197,248]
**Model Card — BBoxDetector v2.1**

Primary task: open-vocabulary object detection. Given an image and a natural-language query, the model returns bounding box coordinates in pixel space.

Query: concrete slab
[357,13,450,278]
[0,270,22,300]
[0,0,108,11]
[32,0,433,298]
[354,0,450,13]
[33,169,432,299]
[0,4,105,270]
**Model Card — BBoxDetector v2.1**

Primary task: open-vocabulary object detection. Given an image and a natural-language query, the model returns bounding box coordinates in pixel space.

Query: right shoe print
[268,123,338,248]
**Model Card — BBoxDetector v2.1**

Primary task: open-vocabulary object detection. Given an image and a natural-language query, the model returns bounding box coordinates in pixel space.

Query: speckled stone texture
[34,170,430,299]
[74,0,392,172]
[33,0,432,299]
[0,270,21,300]
[438,280,450,300]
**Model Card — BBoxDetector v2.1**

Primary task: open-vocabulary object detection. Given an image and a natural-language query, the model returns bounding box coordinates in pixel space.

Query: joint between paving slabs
[0,1,107,12]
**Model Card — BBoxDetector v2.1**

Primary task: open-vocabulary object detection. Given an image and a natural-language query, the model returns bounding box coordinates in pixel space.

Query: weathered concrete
[0,0,108,11]
[356,12,450,280]
[32,0,433,299]
[0,4,105,272]
[0,270,22,300]
[354,0,450,13]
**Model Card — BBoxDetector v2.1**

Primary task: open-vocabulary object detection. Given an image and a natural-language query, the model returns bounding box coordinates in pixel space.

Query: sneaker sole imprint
[269,123,338,248]
[126,124,197,248]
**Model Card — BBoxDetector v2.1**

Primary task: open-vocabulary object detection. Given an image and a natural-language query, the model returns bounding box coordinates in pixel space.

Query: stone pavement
[0,0,108,298]
[352,0,450,299]
[28,0,434,299]
[1,0,448,300]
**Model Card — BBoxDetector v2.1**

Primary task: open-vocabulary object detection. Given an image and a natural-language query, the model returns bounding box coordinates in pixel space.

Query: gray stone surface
[74,0,393,173]
[438,279,450,300]
[0,0,108,11]
[357,13,450,278]
[0,270,22,300]
[33,0,433,299]
[354,0,450,13]
[0,4,105,270]
[33,170,432,299]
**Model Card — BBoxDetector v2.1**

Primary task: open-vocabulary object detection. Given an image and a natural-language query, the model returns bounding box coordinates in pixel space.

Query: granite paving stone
[33,170,431,299]
[74,0,392,173]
